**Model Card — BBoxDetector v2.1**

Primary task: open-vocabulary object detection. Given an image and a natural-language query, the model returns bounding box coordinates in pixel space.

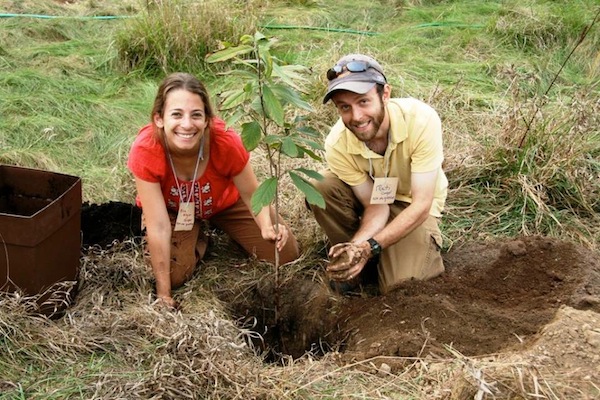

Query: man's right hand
[327,242,370,281]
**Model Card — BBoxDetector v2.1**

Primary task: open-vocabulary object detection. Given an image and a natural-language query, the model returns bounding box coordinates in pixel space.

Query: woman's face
[154,88,208,155]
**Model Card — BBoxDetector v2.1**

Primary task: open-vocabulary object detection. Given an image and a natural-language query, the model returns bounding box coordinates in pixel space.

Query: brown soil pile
[336,236,600,362]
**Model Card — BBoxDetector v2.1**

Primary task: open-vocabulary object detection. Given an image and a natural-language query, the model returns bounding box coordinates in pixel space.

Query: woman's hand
[261,223,289,252]
[155,295,179,310]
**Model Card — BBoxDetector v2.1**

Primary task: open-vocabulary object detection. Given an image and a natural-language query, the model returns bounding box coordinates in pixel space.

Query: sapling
[206,32,325,333]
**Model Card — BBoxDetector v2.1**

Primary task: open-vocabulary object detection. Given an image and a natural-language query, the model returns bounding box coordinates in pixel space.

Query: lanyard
[166,134,205,204]
[364,132,391,180]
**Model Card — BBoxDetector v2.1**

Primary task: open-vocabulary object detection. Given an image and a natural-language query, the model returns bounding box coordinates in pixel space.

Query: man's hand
[327,242,370,281]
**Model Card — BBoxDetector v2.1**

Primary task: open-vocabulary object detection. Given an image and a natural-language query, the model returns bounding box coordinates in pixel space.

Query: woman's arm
[134,177,176,307]
[232,163,289,251]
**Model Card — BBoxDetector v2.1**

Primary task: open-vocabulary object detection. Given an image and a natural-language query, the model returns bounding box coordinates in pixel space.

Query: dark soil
[81,202,600,365]
[81,201,142,248]
[336,236,600,362]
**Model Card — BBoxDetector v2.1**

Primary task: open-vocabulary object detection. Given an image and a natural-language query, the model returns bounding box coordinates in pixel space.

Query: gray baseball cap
[323,54,387,104]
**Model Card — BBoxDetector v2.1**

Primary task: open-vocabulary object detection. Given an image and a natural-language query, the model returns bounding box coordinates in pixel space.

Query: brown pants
[309,171,444,293]
[152,198,300,288]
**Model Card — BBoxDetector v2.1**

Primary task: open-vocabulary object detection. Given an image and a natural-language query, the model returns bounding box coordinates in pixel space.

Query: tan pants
[309,171,444,293]
[152,198,300,288]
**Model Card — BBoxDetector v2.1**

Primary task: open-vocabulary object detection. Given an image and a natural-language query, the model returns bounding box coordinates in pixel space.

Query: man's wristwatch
[367,238,382,257]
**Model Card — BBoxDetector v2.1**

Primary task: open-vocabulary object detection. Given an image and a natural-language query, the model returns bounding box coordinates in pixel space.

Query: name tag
[174,202,195,231]
[370,177,398,204]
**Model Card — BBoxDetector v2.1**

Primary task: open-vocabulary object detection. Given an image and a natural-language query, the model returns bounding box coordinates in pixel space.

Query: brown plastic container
[0,164,81,315]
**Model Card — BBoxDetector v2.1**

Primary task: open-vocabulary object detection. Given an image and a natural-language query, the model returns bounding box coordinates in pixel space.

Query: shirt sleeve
[127,124,167,183]
[409,103,444,174]
[210,119,250,178]
[325,142,369,187]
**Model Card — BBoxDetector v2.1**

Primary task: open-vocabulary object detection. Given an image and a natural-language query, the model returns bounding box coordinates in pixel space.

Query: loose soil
[81,201,142,248]
[82,202,600,380]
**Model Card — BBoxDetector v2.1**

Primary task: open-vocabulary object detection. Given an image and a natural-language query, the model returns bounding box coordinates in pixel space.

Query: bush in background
[114,0,262,76]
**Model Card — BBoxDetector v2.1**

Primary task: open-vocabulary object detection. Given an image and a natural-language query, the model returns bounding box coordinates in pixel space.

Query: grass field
[1,0,599,398]
[1,0,598,247]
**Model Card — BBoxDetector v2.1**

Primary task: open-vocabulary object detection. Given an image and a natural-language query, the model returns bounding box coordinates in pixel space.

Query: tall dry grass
[3,240,597,399]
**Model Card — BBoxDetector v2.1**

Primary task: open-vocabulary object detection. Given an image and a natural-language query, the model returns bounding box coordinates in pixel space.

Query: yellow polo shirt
[324,98,448,217]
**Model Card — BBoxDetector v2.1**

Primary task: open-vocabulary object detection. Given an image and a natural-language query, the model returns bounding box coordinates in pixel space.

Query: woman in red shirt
[128,72,299,308]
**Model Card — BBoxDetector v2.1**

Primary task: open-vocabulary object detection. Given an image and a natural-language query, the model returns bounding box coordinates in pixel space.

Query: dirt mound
[335,236,600,362]
[211,236,600,367]
[80,203,600,371]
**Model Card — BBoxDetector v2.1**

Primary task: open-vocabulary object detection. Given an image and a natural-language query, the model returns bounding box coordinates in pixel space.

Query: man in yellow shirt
[310,53,448,294]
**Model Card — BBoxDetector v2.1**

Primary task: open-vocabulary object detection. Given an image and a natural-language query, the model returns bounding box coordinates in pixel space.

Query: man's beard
[346,99,386,142]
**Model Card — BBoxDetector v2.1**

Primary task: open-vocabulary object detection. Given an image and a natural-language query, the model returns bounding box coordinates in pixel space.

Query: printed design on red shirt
[167,181,214,218]
[200,182,213,217]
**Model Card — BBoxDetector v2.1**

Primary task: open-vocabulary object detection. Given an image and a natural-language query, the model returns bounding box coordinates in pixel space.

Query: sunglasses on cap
[326,60,382,81]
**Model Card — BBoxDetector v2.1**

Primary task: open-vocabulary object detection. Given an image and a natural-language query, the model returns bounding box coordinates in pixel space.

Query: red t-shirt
[127,118,249,219]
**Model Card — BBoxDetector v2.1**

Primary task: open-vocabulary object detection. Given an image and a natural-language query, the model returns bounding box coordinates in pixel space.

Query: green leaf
[240,34,254,45]
[289,172,325,209]
[261,52,274,80]
[272,63,310,92]
[241,121,262,151]
[297,137,325,151]
[249,95,265,117]
[205,44,253,63]
[270,84,313,112]
[294,167,324,181]
[301,147,322,161]
[296,125,321,138]
[220,89,248,110]
[224,70,259,80]
[281,137,299,157]
[254,31,267,42]
[251,177,277,215]
[264,135,282,145]
[262,84,284,126]
[223,109,245,129]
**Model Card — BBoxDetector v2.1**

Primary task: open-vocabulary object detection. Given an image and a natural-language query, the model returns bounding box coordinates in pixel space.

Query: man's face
[331,85,390,142]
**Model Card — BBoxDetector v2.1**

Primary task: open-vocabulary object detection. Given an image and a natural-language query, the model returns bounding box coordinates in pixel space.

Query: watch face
[368,238,381,256]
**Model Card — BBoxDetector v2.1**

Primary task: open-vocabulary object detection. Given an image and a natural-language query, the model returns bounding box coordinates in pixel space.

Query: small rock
[378,362,391,376]
[584,330,600,348]
[506,240,527,256]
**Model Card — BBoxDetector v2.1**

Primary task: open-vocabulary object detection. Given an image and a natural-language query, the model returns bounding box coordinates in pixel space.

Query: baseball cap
[323,54,387,104]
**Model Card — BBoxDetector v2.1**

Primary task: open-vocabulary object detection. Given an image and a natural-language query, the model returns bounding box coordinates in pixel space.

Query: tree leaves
[251,177,277,215]
[241,121,262,151]
[289,171,325,208]
[261,84,284,126]
[205,44,253,63]
[207,31,325,210]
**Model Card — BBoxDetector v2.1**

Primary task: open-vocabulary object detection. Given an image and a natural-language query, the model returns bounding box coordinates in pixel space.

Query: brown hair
[151,72,215,141]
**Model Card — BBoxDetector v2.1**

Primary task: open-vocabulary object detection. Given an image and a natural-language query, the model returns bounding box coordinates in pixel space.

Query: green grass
[1,0,598,238]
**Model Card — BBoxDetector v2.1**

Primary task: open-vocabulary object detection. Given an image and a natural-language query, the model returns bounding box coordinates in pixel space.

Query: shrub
[114,0,260,76]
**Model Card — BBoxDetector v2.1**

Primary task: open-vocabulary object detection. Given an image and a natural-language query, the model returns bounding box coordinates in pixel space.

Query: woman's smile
[154,88,208,154]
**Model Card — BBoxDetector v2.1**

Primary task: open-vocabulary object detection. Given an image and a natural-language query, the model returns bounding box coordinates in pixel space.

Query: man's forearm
[351,204,389,243]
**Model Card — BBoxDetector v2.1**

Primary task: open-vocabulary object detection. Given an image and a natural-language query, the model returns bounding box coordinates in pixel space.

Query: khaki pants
[309,171,444,293]
[149,198,300,288]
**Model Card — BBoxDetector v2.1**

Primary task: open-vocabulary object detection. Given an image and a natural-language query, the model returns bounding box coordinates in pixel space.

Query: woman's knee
[170,261,195,289]
[279,241,300,264]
